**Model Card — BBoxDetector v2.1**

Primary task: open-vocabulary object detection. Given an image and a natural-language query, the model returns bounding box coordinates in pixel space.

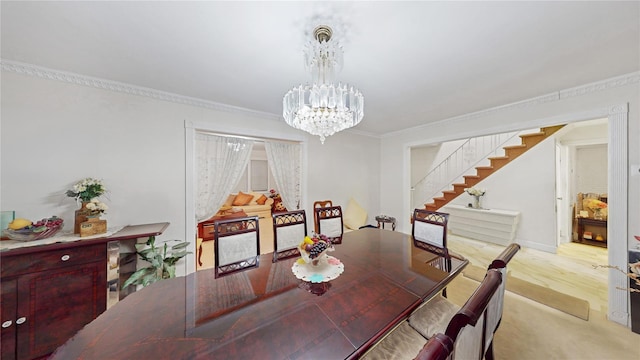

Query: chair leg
[485,340,495,360]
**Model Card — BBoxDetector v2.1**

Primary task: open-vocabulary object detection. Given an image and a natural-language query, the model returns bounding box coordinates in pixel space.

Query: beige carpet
[448,276,640,360]
[463,264,590,321]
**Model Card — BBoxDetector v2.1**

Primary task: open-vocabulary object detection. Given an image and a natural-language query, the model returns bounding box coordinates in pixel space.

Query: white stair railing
[411,130,527,209]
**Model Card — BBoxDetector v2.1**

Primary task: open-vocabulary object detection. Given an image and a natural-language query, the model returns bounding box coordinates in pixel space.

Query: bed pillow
[232,191,254,206]
[343,198,367,230]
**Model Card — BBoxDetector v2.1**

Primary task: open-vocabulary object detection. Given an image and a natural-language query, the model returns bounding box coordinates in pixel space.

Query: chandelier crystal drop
[283,25,364,144]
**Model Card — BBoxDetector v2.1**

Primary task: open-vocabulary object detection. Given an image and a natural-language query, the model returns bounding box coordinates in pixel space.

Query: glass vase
[473,196,482,209]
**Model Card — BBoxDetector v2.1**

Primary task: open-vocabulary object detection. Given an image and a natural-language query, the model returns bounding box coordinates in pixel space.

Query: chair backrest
[214,216,260,278]
[272,210,307,262]
[443,269,503,360]
[313,200,333,233]
[414,333,455,360]
[483,243,520,358]
[315,205,343,244]
[412,209,449,263]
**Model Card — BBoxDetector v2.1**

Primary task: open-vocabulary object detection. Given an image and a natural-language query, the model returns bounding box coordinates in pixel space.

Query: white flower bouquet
[86,198,108,215]
[66,178,107,202]
[465,187,485,197]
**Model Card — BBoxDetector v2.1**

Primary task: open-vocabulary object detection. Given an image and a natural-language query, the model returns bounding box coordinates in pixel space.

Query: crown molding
[3,59,637,141]
[384,71,640,139]
[0,59,380,140]
[560,72,640,100]
[0,59,282,121]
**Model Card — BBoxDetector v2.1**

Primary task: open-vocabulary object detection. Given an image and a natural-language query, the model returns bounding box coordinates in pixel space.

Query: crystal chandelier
[283,25,364,144]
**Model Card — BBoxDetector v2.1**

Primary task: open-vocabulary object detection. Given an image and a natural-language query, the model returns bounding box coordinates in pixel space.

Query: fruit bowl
[299,245,330,267]
[4,218,64,241]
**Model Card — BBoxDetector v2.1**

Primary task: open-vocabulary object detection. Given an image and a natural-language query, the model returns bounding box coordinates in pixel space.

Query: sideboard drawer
[1,243,104,277]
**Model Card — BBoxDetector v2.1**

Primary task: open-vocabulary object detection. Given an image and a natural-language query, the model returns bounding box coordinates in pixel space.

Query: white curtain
[265,141,301,210]
[195,133,253,221]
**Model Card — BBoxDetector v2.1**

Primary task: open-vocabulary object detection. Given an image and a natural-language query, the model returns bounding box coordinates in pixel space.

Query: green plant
[122,236,190,289]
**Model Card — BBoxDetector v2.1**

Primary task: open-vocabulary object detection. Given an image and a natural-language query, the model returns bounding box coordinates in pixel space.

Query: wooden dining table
[51,228,468,360]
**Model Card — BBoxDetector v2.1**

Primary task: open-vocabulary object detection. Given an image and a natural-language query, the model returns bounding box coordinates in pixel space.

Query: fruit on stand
[8,218,32,230]
[4,216,64,240]
[298,233,333,265]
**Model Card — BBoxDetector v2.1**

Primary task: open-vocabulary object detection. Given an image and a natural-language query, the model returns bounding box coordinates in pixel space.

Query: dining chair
[408,291,462,340]
[213,216,260,278]
[315,205,343,244]
[360,320,428,360]
[414,333,455,360]
[408,243,520,352]
[272,210,307,262]
[412,209,449,256]
[440,269,503,360]
[412,209,451,275]
[313,200,333,233]
[483,243,521,360]
[412,208,451,298]
[362,271,502,360]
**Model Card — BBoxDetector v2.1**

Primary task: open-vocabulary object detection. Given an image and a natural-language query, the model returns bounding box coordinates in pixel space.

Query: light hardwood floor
[447,234,609,312]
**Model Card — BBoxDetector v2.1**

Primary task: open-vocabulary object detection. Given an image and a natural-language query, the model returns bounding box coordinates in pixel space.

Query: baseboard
[519,240,557,254]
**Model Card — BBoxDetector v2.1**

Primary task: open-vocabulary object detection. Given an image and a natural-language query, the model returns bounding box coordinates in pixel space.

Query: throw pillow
[343,198,367,230]
[256,194,268,205]
[232,191,254,206]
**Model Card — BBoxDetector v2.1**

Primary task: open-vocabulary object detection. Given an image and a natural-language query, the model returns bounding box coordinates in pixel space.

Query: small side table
[576,217,607,248]
[375,215,396,231]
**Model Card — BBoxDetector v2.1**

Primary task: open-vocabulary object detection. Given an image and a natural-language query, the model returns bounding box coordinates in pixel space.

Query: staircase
[423,125,565,211]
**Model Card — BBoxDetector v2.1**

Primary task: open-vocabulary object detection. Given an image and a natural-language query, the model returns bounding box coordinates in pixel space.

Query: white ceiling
[2,1,638,136]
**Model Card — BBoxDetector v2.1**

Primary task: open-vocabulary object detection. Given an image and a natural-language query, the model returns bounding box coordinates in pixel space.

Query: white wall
[0,71,381,274]
[304,130,381,227]
[575,145,608,195]
[410,145,438,186]
[380,80,638,246]
[445,138,558,252]
[421,122,608,253]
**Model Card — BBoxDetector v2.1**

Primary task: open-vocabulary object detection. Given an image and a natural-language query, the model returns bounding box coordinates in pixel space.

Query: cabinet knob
[16,317,26,325]
[1,320,12,328]
[61,254,70,261]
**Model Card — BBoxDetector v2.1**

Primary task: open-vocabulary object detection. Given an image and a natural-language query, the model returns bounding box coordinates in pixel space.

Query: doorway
[554,118,609,248]
[410,118,611,312]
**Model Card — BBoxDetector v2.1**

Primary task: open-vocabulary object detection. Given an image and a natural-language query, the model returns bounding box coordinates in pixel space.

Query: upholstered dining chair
[213,216,260,278]
[442,269,503,360]
[414,333,455,360]
[408,243,520,356]
[313,200,333,233]
[315,205,343,244]
[272,210,307,262]
[483,243,521,360]
[412,209,451,297]
[412,209,450,265]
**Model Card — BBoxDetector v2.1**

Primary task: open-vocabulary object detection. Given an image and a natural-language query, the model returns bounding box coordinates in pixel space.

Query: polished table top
[52,228,467,360]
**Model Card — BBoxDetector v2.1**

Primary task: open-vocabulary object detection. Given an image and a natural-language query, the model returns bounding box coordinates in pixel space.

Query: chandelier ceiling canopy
[283,25,364,144]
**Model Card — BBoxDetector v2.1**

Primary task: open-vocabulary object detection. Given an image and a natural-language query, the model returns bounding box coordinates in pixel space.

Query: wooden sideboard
[0,222,169,360]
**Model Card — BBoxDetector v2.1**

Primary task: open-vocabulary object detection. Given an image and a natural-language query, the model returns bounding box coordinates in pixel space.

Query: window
[233,141,274,193]
[250,160,269,192]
